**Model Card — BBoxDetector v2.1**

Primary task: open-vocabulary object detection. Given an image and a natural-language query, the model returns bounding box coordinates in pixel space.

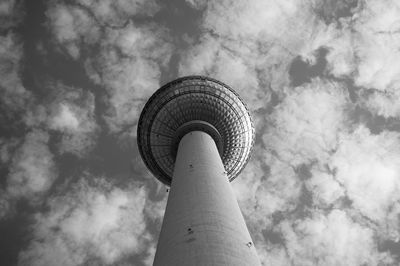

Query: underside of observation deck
[137,76,255,185]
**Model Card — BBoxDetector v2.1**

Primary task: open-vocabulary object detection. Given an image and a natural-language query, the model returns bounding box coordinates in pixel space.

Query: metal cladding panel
[137,76,255,185]
[153,131,261,265]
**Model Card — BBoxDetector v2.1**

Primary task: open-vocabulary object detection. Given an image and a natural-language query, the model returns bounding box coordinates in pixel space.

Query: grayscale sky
[1,0,400,265]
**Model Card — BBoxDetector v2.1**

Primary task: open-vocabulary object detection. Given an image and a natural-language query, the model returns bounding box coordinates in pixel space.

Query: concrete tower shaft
[153,131,261,265]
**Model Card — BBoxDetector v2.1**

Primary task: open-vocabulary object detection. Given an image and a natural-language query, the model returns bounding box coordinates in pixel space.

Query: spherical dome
[137,76,255,186]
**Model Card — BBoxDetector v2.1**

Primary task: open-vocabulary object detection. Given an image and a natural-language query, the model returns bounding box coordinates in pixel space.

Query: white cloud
[305,166,344,207]
[46,0,160,59]
[142,244,156,266]
[194,0,334,60]
[46,89,98,157]
[352,0,400,91]
[257,245,292,266]
[46,3,100,59]
[179,34,267,111]
[22,85,98,157]
[330,126,400,226]
[302,22,355,78]
[233,148,302,250]
[49,104,80,131]
[309,0,400,93]
[0,0,15,16]
[263,79,349,165]
[254,158,301,227]
[178,1,337,112]
[280,209,394,265]
[19,178,151,266]
[85,22,172,135]
[7,130,57,202]
[363,90,400,118]
[200,0,302,42]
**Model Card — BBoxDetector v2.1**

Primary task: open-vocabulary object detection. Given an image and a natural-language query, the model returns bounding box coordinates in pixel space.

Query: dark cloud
[314,0,358,25]
[289,47,329,87]
[262,228,284,245]
[295,163,313,181]
[380,240,400,260]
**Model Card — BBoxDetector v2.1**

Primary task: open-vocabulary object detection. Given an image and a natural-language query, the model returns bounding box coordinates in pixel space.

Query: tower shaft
[153,131,261,265]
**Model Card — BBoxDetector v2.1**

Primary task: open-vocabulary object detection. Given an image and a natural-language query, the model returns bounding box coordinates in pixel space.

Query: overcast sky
[1,0,400,265]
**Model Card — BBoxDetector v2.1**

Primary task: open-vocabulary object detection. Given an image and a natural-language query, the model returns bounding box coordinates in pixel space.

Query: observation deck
[137,76,255,186]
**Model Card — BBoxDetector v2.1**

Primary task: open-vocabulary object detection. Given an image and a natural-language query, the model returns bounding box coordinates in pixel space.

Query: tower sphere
[137,76,255,186]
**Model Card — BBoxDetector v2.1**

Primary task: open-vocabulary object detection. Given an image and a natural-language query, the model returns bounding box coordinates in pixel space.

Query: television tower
[137,76,261,265]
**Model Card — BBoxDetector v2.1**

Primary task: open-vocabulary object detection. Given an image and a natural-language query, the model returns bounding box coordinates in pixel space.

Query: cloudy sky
[1,0,400,265]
